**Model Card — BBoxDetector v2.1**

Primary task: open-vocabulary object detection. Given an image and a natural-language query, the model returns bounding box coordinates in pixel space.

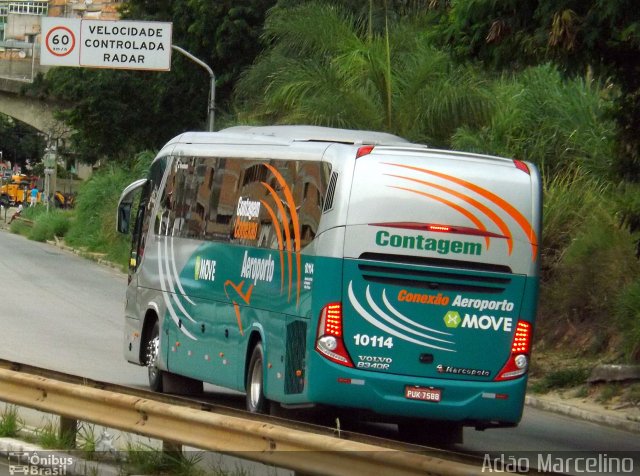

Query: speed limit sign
[46,26,76,57]
[41,17,81,66]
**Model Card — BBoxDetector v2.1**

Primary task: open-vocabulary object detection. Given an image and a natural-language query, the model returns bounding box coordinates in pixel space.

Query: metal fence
[0,40,49,81]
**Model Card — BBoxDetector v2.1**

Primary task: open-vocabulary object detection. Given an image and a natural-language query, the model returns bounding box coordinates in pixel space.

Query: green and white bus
[117,125,541,443]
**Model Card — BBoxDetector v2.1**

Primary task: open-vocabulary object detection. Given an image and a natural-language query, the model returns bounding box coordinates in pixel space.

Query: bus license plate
[405,386,441,402]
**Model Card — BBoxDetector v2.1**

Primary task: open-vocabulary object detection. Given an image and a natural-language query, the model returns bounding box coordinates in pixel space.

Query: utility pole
[171,45,216,132]
[43,146,56,213]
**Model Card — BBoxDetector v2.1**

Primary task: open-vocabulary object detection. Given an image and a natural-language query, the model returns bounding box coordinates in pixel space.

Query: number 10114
[353,334,393,348]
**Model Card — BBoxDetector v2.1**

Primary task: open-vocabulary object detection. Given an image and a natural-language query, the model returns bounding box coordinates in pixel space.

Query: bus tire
[246,342,268,414]
[146,320,164,392]
[398,420,463,446]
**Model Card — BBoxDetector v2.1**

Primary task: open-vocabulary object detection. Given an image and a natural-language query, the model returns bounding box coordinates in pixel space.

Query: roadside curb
[49,236,124,273]
[525,395,640,434]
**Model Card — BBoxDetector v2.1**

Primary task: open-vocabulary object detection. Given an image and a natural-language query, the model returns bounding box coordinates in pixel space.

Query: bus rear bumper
[306,356,527,426]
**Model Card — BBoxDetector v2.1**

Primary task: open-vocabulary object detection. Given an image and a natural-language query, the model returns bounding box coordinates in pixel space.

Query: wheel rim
[146,334,160,381]
[249,356,263,409]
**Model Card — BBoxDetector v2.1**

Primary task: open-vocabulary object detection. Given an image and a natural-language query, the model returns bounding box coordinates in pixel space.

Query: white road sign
[41,17,80,67]
[41,18,172,71]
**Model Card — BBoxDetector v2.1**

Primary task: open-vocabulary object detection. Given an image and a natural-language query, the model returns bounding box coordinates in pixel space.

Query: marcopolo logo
[443,310,513,332]
[194,256,216,282]
[375,230,482,256]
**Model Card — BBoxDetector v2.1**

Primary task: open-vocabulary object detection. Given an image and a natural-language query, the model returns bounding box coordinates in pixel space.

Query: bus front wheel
[246,342,268,413]
[146,320,164,392]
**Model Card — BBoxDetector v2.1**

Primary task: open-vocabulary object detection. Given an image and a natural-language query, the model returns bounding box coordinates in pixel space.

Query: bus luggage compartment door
[342,256,527,382]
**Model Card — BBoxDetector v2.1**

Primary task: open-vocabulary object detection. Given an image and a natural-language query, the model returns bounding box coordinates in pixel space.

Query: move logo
[443,311,512,332]
[194,256,216,282]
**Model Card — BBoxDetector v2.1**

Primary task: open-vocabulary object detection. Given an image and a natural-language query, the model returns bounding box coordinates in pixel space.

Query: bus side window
[136,159,165,268]
[293,161,329,248]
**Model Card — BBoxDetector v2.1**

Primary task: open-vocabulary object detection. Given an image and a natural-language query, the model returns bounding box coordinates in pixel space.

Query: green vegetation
[596,383,623,404]
[63,151,153,268]
[36,419,75,450]
[529,368,591,394]
[0,405,22,437]
[0,115,45,166]
[123,441,205,476]
[77,423,98,459]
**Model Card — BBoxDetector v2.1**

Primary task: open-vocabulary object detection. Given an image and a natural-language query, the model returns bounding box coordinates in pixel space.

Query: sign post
[171,45,215,131]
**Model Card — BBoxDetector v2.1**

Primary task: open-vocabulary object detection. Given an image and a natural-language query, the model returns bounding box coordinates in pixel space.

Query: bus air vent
[362,275,506,294]
[285,320,307,394]
[323,171,339,213]
[357,260,511,294]
[358,252,512,274]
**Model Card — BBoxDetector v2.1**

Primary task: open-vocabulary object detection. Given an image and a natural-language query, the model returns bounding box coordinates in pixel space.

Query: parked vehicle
[0,174,39,206]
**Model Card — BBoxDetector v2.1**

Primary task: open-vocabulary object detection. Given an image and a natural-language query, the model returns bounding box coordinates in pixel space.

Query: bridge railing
[0,41,50,82]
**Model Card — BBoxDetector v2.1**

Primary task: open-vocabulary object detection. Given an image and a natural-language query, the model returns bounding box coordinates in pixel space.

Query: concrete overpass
[0,77,65,133]
[0,56,65,135]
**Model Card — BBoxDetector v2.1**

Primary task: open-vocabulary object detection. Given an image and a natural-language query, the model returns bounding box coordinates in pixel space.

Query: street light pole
[171,45,216,132]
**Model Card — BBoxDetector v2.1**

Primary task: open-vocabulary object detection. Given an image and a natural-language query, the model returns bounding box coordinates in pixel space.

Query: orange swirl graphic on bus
[259,200,286,293]
[384,163,538,261]
[387,185,493,249]
[260,163,302,307]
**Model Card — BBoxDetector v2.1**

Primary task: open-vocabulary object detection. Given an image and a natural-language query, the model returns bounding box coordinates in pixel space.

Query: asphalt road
[0,229,639,472]
[0,229,146,386]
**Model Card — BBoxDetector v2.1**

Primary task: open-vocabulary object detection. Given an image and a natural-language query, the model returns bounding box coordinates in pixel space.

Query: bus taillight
[495,320,532,381]
[315,302,354,367]
[356,145,375,158]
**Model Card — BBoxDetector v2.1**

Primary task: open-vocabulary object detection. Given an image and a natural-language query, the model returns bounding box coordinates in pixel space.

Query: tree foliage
[452,64,616,177]
[0,114,45,168]
[432,0,640,179]
[235,2,494,146]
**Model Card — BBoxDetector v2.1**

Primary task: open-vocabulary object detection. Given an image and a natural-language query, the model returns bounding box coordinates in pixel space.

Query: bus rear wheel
[146,320,164,392]
[246,342,268,413]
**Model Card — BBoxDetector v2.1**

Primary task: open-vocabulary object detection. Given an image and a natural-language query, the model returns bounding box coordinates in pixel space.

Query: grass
[596,383,623,404]
[622,383,640,405]
[122,441,206,476]
[0,405,22,437]
[529,367,591,394]
[36,419,76,450]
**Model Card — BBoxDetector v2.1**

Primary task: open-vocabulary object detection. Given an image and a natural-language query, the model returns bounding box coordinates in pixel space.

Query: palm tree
[233,2,493,147]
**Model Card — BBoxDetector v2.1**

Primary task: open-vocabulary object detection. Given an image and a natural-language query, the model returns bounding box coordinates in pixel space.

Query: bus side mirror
[116,178,148,235]
[117,203,132,234]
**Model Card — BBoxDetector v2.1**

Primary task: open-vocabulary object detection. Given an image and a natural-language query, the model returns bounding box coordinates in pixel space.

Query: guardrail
[0,367,485,476]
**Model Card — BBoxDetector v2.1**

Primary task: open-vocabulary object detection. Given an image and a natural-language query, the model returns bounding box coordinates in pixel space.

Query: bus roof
[171,125,410,147]
[164,126,522,170]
